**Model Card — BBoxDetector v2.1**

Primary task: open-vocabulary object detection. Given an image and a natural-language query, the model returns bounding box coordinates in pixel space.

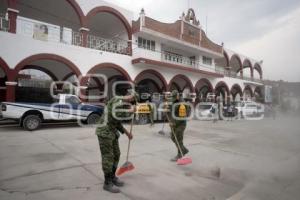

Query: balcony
[132,47,220,76]
[215,66,263,83]
[1,15,130,55]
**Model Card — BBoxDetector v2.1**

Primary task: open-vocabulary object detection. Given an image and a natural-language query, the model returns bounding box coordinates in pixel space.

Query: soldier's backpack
[178,103,187,117]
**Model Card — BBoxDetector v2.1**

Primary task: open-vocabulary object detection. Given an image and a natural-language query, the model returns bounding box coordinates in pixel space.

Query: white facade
[0,0,264,103]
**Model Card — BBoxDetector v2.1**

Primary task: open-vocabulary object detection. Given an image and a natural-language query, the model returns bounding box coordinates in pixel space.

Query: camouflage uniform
[167,91,189,158]
[96,97,128,181]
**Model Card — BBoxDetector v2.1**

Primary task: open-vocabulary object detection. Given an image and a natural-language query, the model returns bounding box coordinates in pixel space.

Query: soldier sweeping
[96,94,135,193]
[167,90,190,162]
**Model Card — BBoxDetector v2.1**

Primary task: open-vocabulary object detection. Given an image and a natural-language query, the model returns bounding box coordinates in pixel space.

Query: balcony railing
[0,15,130,55]
[133,48,217,72]
[162,52,195,67]
[215,67,263,83]
[71,31,82,46]
[0,15,9,32]
[161,51,216,72]
[86,34,129,55]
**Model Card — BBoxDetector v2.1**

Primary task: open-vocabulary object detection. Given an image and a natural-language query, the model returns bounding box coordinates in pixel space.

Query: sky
[106,0,300,82]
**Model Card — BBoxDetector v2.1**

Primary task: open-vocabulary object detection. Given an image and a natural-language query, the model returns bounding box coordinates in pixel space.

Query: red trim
[215,81,230,94]
[134,69,168,92]
[168,74,194,92]
[66,0,85,27]
[132,58,224,78]
[85,6,132,55]
[80,29,88,47]
[85,6,132,41]
[87,63,131,81]
[8,0,17,9]
[13,54,82,81]
[230,54,243,77]
[0,58,14,102]
[223,50,230,67]
[195,78,213,92]
[0,58,12,81]
[80,63,132,101]
[8,10,17,33]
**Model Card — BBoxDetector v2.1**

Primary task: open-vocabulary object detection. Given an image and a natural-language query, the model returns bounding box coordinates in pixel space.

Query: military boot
[112,167,124,187]
[103,173,121,193]
[112,176,124,187]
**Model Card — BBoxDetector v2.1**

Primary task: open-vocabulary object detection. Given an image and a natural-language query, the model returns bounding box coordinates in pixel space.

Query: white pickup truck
[0,94,103,131]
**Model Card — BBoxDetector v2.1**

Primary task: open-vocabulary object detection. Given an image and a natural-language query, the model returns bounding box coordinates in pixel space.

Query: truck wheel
[87,113,100,124]
[23,115,41,131]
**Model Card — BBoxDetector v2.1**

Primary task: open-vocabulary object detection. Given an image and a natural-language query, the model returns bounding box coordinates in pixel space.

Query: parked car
[235,101,263,118]
[256,103,265,115]
[0,94,104,131]
[196,102,218,120]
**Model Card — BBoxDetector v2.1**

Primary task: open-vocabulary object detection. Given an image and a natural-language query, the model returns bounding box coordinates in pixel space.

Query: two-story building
[0,0,264,103]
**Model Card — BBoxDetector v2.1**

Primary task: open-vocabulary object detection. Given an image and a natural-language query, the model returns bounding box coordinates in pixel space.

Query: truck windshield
[66,96,81,104]
[199,105,212,110]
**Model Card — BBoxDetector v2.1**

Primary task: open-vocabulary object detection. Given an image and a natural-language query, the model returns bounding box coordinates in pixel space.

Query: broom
[166,114,192,165]
[116,116,135,176]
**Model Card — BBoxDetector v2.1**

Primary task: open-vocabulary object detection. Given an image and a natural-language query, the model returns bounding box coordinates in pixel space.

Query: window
[138,37,156,51]
[138,37,142,48]
[66,96,81,104]
[203,56,213,65]
[151,41,155,51]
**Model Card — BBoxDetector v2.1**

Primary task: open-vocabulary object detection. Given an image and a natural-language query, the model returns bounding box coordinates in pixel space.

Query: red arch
[13,54,82,81]
[243,85,253,97]
[230,84,243,96]
[0,57,12,80]
[230,54,243,74]
[11,0,85,27]
[254,63,263,79]
[215,81,230,94]
[85,6,132,40]
[134,69,167,91]
[195,78,213,92]
[138,78,163,92]
[66,0,85,27]
[223,50,230,67]
[86,63,131,82]
[168,74,194,92]
[242,59,253,78]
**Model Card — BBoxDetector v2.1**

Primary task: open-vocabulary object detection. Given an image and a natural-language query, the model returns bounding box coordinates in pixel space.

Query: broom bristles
[116,163,135,176]
[177,157,192,165]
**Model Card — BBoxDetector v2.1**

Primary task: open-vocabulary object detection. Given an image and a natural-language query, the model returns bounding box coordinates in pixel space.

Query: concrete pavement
[0,116,299,200]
